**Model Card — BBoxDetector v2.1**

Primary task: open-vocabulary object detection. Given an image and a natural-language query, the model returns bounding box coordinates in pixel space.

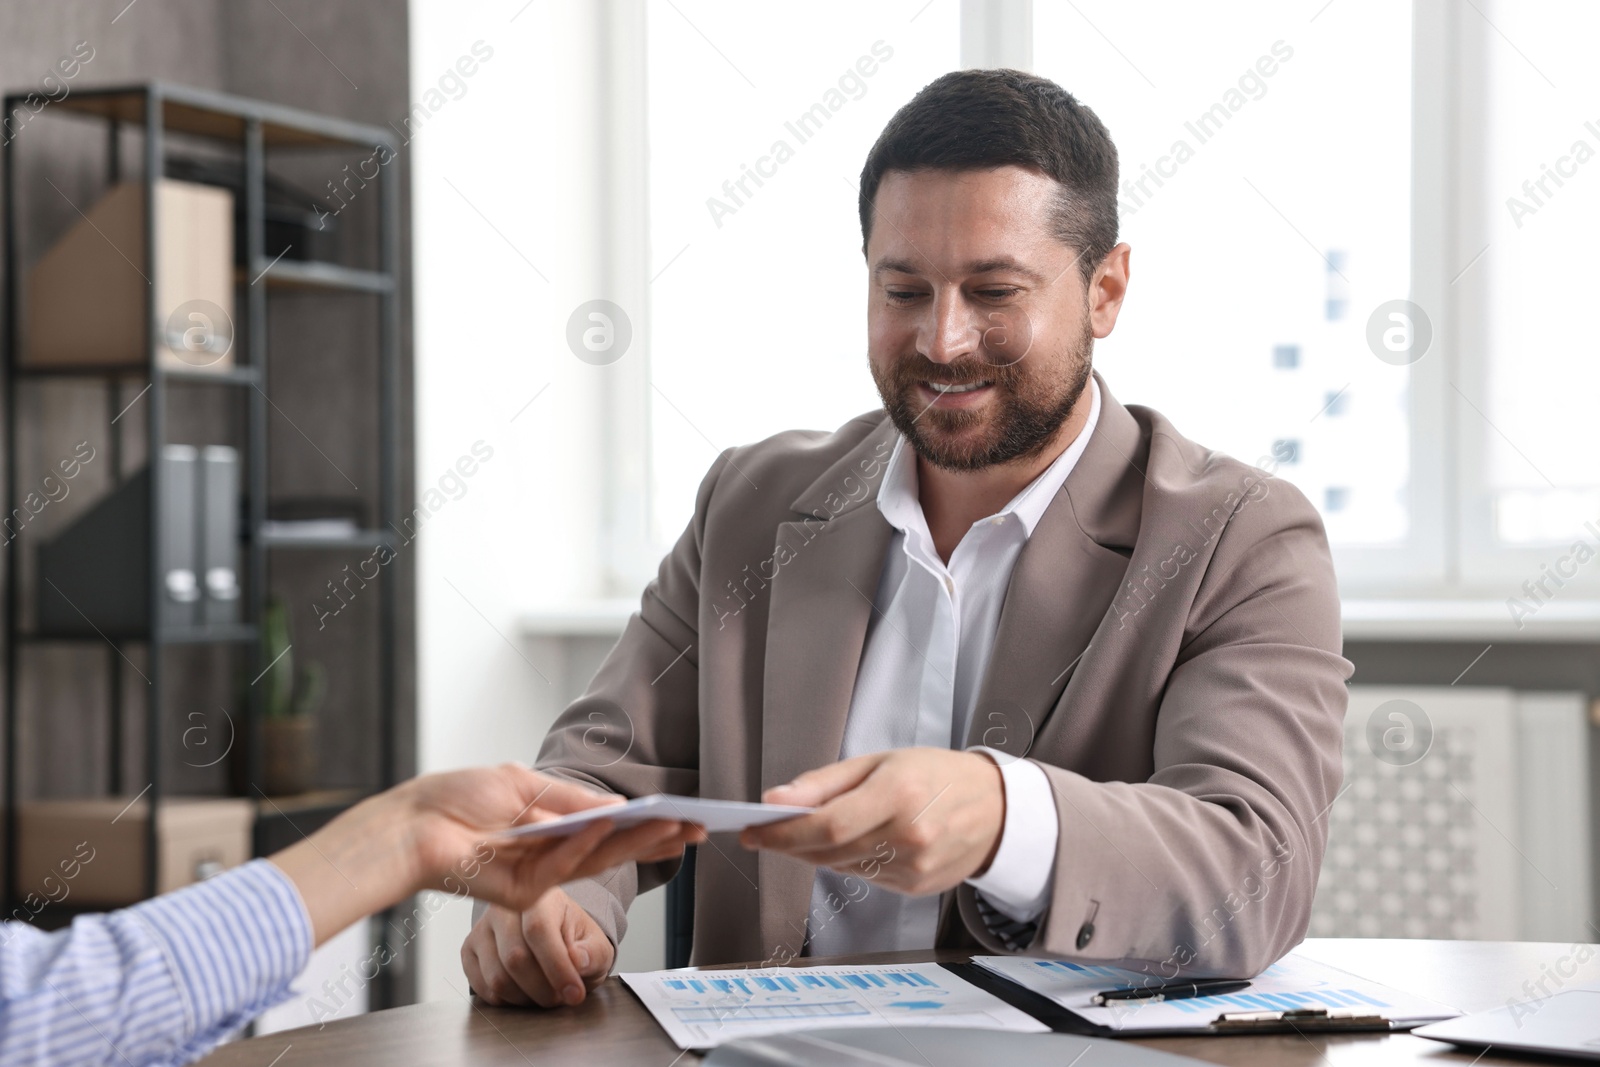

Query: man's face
[865,166,1097,472]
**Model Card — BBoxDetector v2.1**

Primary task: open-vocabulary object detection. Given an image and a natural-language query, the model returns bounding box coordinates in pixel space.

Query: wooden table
[199,939,1600,1066]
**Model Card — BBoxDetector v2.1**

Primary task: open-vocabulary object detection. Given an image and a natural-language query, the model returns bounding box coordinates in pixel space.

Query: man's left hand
[739,748,1004,896]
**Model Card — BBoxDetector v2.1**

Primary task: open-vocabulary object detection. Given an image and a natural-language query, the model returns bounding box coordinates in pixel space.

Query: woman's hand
[396,764,703,910]
[272,764,704,945]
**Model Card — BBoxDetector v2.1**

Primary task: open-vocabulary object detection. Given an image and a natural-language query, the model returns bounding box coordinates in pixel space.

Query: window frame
[1326,0,1453,597]
[1443,0,1600,596]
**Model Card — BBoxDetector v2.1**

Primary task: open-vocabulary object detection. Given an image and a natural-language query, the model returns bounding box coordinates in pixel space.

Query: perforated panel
[1311,725,1483,938]
[1308,686,1590,942]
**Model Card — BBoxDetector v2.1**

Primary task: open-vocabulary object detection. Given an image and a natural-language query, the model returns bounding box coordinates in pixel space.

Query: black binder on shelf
[37,444,200,635]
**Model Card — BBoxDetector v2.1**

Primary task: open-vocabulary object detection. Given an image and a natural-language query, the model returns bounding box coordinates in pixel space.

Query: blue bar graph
[1035,960,1138,981]
[1168,988,1393,1015]
[677,1002,870,1024]
[1170,993,1277,1014]
[663,965,959,1017]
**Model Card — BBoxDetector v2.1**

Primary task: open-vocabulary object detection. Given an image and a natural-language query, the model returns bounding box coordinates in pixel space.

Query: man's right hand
[461,892,614,1007]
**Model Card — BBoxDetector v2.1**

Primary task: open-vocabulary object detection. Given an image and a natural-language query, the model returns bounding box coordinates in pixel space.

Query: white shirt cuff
[964,750,1059,922]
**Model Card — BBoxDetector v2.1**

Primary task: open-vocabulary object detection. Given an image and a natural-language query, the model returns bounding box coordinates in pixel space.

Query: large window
[644,0,1421,580]
[648,1,959,548]
[1033,1,1413,549]
[542,0,1600,601]
[1473,1,1600,549]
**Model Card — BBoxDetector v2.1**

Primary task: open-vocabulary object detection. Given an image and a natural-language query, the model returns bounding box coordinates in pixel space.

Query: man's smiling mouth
[924,380,992,394]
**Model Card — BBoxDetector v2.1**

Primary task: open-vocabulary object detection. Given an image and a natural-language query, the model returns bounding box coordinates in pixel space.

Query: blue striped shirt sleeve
[0,858,313,1067]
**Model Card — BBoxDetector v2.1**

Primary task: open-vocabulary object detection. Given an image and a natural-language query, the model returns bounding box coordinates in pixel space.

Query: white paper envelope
[500,794,813,838]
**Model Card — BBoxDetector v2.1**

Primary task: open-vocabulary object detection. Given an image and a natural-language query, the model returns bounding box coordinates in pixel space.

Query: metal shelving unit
[1,84,403,999]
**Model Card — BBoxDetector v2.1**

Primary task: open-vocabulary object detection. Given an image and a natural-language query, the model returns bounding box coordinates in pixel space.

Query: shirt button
[992,516,1006,525]
[1076,922,1095,950]
[943,577,954,594]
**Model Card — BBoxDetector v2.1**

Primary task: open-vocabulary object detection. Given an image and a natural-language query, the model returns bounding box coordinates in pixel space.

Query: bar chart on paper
[972,953,1458,1032]
[621,963,1049,1049]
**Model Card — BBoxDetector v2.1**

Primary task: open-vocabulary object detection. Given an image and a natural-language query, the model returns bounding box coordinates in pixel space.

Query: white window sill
[1339,598,1600,642]
[518,599,637,637]
[518,598,1600,643]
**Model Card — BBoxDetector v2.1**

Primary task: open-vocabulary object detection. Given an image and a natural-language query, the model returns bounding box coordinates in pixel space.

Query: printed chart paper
[622,963,1050,1049]
[972,952,1459,1032]
[498,794,811,838]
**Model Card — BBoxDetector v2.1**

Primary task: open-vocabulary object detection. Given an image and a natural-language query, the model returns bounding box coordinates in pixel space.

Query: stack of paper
[621,963,1049,1049]
[971,952,1459,1032]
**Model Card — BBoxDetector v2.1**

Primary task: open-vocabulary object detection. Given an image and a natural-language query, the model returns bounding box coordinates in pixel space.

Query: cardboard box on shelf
[15,796,255,907]
[25,178,235,371]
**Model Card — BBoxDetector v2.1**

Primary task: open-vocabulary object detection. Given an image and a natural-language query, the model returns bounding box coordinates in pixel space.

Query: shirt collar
[877,375,1102,539]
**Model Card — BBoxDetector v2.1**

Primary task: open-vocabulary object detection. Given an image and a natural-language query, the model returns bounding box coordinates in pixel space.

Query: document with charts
[972,952,1459,1033]
[621,963,1050,1049]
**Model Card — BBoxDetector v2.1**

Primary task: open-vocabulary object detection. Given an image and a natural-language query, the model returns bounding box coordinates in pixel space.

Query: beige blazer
[538,373,1351,976]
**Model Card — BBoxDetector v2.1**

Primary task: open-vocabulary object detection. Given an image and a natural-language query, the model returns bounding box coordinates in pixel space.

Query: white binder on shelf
[198,445,240,625]
[159,445,199,630]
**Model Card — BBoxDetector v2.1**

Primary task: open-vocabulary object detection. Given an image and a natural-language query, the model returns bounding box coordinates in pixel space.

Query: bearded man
[462,67,1350,1008]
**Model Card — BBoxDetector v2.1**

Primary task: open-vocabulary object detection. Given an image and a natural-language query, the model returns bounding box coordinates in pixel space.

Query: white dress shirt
[807,378,1101,956]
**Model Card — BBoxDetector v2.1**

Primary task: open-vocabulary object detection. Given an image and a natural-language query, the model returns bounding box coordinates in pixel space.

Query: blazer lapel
[961,373,1145,755]
[758,422,896,957]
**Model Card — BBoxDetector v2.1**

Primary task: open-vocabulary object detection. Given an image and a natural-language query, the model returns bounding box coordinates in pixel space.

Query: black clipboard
[941,962,1420,1037]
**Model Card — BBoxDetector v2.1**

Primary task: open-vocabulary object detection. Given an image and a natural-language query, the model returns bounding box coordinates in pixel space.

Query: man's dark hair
[859,68,1119,284]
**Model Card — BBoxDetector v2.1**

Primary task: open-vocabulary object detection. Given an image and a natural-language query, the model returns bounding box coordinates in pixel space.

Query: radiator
[1309,685,1593,941]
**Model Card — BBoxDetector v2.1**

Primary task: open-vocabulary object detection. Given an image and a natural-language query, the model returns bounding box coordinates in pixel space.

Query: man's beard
[872,319,1094,472]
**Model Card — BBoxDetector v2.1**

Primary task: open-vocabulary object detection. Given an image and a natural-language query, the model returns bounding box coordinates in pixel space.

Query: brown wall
[0,2,416,832]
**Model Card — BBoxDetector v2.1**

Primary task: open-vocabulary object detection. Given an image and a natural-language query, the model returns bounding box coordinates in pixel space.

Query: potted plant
[257,595,326,796]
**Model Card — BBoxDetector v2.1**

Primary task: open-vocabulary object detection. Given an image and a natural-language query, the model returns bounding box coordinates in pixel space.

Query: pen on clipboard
[1091,979,1252,1005]
[1211,1007,1397,1030]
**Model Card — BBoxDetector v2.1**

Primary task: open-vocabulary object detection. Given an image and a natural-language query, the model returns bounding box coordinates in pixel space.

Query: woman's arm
[0,764,700,1067]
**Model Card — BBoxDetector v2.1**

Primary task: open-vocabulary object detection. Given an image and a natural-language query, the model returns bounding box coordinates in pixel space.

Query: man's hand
[462,893,614,1007]
[739,748,1005,896]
